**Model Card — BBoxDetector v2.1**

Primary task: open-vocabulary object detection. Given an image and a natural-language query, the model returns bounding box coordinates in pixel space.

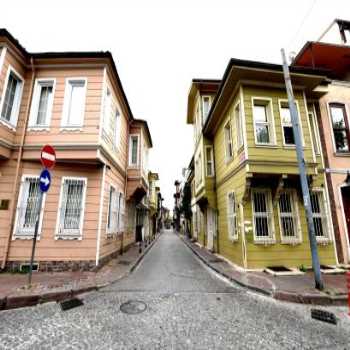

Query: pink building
[0,29,152,271]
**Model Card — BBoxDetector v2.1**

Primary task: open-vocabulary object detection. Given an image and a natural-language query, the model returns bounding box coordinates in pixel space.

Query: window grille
[310,191,329,240]
[227,192,238,240]
[278,191,300,242]
[252,190,274,242]
[57,178,86,237]
[15,176,42,236]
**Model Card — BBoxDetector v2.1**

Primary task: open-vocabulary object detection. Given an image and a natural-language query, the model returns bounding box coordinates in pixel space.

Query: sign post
[28,145,55,288]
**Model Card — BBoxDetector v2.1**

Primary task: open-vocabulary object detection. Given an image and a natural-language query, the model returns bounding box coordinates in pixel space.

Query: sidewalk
[0,235,159,311]
[181,235,349,306]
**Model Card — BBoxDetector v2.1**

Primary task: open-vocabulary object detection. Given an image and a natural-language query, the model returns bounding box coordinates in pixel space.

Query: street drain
[59,298,84,311]
[120,300,147,314]
[118,260,131,265]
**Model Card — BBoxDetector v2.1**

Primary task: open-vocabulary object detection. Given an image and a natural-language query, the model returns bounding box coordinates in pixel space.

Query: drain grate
[311,309,337,325]
[118,260,131,265]
[59,298,84,311]
[120,300,147,314]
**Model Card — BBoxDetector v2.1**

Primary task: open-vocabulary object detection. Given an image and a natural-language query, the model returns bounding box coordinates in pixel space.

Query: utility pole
[281,48,323,290]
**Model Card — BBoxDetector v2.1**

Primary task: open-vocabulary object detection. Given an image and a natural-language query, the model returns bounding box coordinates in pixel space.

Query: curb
[0,234,161,311]
[180,235,348,306]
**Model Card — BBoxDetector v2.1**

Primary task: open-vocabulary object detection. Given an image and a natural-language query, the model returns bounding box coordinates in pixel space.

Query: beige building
[0,29,152,271]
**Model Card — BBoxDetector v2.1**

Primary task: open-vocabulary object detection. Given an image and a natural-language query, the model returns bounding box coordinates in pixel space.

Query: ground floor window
[310,190,329,241]
[107,186,119,234]
[252,189,274,243]
[14,176,44,237]
[56,177,87,238]
[227,192,238,241]
[278,190,301,243]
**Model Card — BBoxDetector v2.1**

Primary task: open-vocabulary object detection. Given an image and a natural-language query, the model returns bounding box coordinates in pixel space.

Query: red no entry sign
[41,144,56,169]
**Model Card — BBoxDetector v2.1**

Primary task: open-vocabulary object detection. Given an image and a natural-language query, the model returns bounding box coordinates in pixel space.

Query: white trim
[55,176,87,239]
[327,101,350,154]
[0,64,24,129]
[227,191,238,242]
[128,134,140,167]
[251,96,276,146]
[278,98,304,147]
[239,86,248,159]
[12,174,46,240]
[28,78,56,130]
[60,77,87,129]
[98,67,107,142]
[337,183,350,262]
[224,120,233,162]
[96,165,106,266]
[204,145,214,177]
[233,100,244,153]
[0,47,7,78]
[201,95,212,122]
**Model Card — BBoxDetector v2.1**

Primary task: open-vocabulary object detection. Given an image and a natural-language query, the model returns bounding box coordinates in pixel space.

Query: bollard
[347,272,350,316]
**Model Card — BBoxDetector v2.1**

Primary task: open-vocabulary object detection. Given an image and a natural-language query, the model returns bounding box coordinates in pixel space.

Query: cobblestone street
[1,230,350,349]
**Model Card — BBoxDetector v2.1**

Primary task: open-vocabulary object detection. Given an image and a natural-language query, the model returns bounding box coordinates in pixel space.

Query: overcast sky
[2,0,349,209]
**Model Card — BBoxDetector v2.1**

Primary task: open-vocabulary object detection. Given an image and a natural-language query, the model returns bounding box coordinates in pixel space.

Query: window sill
[316,238,331,245]
[225,156,234,165]
[13,234,40,240]
[254,143,278,148]
[60,126,84,132]
[0,118,16,131]
[280,239,302,245]
[334,152,350,157]
[253,239,276,245]
[229,237,239,243]
[55,235,82,240]
[28,126,50,132]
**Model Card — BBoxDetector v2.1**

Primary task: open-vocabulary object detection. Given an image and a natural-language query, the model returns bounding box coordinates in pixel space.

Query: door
[341,186,350,244]
[207,208,215,251]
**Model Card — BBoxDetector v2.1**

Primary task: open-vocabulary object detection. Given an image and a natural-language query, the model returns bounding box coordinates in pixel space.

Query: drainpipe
[2,57,36,269]
[121,116,131,255]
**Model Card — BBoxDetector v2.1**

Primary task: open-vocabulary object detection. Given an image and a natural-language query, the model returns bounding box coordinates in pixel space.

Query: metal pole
[281,48,324,290]
[28,190,43,287]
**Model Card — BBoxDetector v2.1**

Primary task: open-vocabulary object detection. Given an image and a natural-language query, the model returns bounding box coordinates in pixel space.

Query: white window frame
[12,175,46,239]
[201,95,211,121]
[106,185,120,235]
[251,188,275,244]
[234,101,244,150]
[28,78,56,130]
[224,121,233,162]
[278,99,304,147]
[277,189,302,244]
[118,193,125,233]
[0,65,24,129]
[227,192,238,241]
[55,176,87,239]
[308,111,321,155]
[205,145,214,177]
[61,77,87,129]
[129,134,139,166]
[310,188,331,244]
[252,97,276,146]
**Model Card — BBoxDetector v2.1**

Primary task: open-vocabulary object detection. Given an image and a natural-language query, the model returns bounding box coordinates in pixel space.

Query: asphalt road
[1,230,350,349]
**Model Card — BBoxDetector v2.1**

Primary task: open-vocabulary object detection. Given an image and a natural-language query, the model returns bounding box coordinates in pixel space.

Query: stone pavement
[0,236,158,310]
[181,234,349,306]
[1,229,349,350]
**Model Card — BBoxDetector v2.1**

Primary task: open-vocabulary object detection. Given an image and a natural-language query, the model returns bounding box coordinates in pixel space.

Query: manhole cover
[120,300,147,314]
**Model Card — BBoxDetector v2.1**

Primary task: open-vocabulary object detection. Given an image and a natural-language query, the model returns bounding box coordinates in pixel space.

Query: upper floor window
[129,135,139,166]
[205,146,214,177]
[0,68,23,127]
[195,153,202,186]
[308,112,321,155]
[329,103,349,153]
[234,103,244,150]
[202,96,211,121]
[252,99,274,145]
[62,78,86,127]
[280,102,295,145]
[224,122,233,161]
[114,108,121,146]
[29,79,55,128]
[143,146,149,173]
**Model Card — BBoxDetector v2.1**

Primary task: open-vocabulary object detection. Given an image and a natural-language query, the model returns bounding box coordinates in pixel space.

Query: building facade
[0,29,152,271]
[187,59,338,269]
